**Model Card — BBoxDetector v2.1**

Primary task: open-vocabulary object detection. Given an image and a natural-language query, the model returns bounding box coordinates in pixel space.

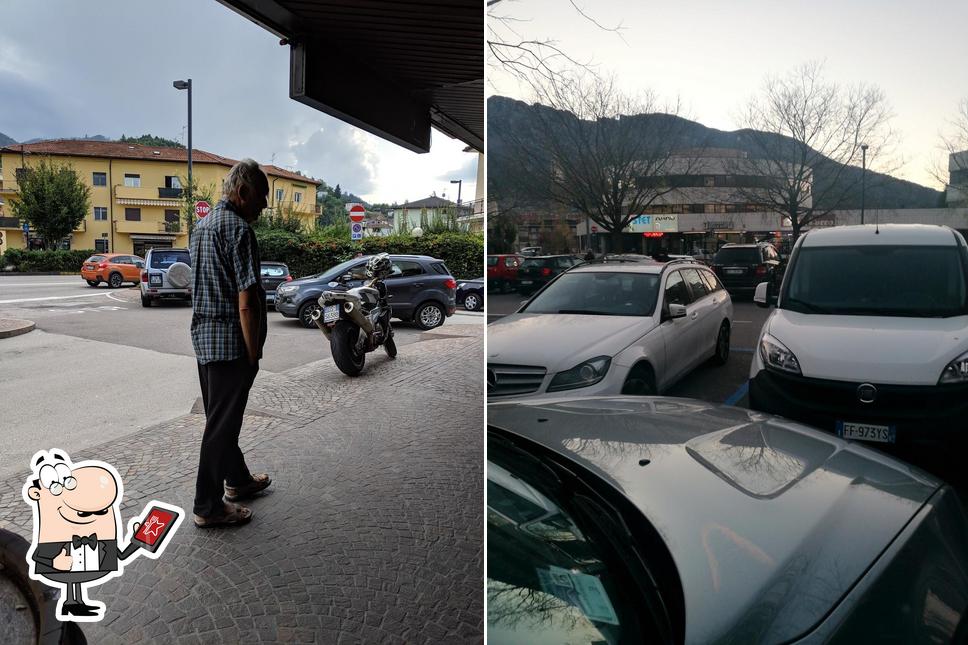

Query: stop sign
[195,201,211,218]
[348,204,365,223]
[591,225,598,233]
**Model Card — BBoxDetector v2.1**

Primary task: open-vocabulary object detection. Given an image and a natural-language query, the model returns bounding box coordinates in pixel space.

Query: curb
[0,273,80,277]
[0,319,36,339]
[0,528,84,644]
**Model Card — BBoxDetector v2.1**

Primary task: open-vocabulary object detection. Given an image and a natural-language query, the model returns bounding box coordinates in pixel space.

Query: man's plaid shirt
[190,199,267,365]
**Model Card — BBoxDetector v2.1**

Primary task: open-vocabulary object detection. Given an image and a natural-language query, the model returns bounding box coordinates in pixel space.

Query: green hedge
[1,248,97,272]
[256,231,484,280]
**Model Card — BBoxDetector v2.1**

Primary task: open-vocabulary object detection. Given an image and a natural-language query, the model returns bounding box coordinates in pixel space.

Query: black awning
[216,0,483,154]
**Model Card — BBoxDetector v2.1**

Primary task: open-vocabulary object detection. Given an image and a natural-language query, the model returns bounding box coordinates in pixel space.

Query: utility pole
[860,143,868,225]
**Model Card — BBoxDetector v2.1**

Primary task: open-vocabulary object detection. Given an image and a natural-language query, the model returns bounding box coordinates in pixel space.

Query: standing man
[190,158,271,528]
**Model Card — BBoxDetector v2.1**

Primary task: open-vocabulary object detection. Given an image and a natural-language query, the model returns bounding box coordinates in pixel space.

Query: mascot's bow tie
[72,534,97,549]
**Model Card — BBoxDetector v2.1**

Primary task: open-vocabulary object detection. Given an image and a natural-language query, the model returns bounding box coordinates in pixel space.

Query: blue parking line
[724,381,749,406]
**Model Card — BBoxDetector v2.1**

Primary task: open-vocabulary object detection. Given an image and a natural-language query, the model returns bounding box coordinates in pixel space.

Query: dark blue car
[274,254,457,330]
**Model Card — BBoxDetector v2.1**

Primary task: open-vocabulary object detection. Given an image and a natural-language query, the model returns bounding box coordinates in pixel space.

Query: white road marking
[0,292,111,304]
[0,281,82,287]
[106,292,129,303]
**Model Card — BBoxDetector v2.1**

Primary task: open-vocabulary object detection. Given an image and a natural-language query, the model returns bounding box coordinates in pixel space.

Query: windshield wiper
[557,309,620,316]
[782,298,831,314]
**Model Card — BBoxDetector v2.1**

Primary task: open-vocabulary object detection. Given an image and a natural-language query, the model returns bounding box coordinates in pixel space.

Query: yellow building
[0,140,320,256]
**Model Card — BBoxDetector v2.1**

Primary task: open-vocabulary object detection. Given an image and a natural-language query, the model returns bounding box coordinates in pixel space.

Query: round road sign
[349,204,365,223]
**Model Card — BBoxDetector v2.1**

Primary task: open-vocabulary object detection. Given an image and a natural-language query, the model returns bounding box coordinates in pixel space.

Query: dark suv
[517,255,582,295]
[711,243,782,297]
[275,254,457,330]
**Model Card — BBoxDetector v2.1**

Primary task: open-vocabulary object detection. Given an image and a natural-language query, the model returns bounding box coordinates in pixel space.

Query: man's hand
[53,547,72,571]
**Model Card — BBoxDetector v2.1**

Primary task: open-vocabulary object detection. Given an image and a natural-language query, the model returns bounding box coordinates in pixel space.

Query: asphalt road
[0,275,483,474]
[486,291,770,408]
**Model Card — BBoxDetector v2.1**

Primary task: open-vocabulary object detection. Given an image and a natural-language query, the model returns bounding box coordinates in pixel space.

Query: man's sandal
[224,473,272,502]
[193,503,253,529]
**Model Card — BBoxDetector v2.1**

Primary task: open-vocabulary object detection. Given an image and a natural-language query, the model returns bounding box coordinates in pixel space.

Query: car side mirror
[754,281,777,308]
[668,303,688,319]
[135,261,144,269]
[341,273,354,282]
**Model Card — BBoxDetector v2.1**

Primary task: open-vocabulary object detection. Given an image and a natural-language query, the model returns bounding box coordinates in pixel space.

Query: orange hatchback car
[81,253,145,288]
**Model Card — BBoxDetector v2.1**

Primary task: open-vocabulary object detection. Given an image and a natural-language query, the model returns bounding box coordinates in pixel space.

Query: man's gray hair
[223,158,267,198]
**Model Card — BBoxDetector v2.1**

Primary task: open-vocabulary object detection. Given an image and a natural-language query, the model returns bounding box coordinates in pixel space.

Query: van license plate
[836,421,895,443]
[323,305,340,323]
[520,280,533,285]
[725,268,743,275]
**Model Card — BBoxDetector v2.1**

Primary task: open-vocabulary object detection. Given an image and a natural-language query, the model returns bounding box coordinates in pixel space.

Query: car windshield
[522,272,660,316]
[784,245,968,317]
[261,265,288,277]
[487,438,660,644]
[715,247,760,264]
[149,250,190,269]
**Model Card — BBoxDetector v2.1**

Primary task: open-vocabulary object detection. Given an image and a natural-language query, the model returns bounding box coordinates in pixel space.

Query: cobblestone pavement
[0,325,484,644]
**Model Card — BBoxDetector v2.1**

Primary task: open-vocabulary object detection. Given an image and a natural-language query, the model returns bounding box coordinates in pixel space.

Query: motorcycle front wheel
[331,320,366,376]
[384,336,397,358]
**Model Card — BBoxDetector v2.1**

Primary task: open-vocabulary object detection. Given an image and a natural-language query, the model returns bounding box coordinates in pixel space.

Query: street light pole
[173,79,193,208]
[860,143,868,225]
[450,179,462,205]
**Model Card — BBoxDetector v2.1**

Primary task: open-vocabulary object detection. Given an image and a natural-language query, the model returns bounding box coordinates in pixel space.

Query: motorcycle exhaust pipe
[341,300,375,334]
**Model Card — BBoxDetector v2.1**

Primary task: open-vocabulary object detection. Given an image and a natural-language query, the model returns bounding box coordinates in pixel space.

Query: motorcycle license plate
[323,305,340,323]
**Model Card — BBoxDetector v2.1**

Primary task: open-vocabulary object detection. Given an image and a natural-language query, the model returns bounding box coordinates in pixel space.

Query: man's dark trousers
[194,356,258,516]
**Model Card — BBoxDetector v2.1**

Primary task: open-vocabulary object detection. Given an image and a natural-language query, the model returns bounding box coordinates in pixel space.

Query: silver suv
[140,247,192,307]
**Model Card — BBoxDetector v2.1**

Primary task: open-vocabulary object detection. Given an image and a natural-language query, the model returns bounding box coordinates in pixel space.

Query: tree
[180,178,217,238]
[11,157,90,249]
[119,134,184,148]
[497,72,696,252]
[487,208,518,253]
[730,62,897,238]
[334,184,342,198]
[934,97,968,206]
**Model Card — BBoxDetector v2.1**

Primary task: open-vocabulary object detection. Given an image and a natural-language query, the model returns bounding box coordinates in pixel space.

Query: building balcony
[158,187,183,198]
[115,220,180,234]
[74,220,86,233]
[114,185,181,207]
[0,216,21,229]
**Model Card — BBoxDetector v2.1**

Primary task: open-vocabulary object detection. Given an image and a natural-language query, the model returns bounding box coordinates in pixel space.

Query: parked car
[81,253,144,288]
[520,246,543,256]
[488,259,732,399]
[711,242,782,297]
[457,277,484,311]
[275,254,457,330]
[139,247,191,307]
[750,224,968,454]
[488,396,968,645]
[487,254,524,293]
[516,255,583,295]
[260,261,292,308]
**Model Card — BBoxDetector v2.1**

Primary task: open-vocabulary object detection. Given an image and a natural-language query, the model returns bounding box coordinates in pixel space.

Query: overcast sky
[0,1,478,204]
[488,0,968,189]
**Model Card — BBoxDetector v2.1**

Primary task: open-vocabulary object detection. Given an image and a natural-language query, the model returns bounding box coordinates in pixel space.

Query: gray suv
[275,254,458,330]
[140,247,192,307]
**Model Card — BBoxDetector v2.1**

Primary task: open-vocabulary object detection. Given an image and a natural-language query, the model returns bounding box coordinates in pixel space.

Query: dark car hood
[488,396,940,645]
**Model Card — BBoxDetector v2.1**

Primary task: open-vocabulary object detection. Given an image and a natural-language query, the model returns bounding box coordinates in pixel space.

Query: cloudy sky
[488,0,967,189]
[0,0,478,204]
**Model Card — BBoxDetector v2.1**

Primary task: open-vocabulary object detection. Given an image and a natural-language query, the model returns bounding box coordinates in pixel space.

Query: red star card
[132,506,180,553]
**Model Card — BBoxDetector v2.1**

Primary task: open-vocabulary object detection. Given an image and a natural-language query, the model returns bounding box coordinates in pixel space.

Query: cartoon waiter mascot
[22,449,182,622]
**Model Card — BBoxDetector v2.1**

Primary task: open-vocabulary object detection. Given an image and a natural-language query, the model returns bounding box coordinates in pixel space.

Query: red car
[487,254,524,293]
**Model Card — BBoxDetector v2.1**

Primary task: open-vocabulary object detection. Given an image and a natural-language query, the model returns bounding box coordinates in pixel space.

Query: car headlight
[939,351,968,384]
[547,356,611,392]
[277,284,299,295]
[759,334,801,375]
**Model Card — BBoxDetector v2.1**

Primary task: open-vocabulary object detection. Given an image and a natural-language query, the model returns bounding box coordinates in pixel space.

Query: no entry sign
[195,201,211,218]
[348,204,365,223]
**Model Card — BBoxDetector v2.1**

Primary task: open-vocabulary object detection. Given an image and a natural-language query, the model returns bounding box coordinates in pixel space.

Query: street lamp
[450,179,462,205]
[860,143,868,225]
[173,79,192,206]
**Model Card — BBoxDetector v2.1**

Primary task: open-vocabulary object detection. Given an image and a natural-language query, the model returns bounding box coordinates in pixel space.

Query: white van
[749,224,968,450]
